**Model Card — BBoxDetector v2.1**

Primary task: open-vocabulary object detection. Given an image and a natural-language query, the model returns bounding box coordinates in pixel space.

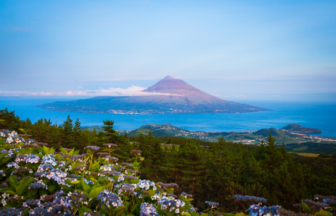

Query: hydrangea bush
[0,133,334,216]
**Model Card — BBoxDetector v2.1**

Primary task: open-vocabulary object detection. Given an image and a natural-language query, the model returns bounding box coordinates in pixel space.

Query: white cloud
[0,86,179,97]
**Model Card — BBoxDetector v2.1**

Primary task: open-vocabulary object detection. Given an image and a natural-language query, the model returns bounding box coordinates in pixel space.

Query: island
[37,76,269,114]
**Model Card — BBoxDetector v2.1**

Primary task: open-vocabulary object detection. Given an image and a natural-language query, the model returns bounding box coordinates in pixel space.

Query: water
[0,98,335,137]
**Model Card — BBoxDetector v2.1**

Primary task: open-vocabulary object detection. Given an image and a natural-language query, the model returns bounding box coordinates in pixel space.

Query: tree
[73,118,82,148]
[61,115,74,148]
[103,120,118,143]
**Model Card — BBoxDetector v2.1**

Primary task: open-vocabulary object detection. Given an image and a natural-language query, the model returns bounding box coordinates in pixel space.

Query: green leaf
[148,190,156,196]
[235,213,247,216]
[48,185,56,193]
[0,189,17,195]
[81,179,91,193]
[115,208,125,216]
[223,214,235,216]
[314,210,332,216]
[301,201,312,214]
[42,146,49,154]
[131,203,140,213]
[22,208,29,216]
[87,150,92,157]
[60,147,68,154]
[39,189,48,196]
[69,148,75,155]
[89,186,104,199]
[156,205,167,216]
[9,175,18,190]
[0,156,13,167]
[79,206,92,216]
[16,177,34,196]
[0,152,8,161]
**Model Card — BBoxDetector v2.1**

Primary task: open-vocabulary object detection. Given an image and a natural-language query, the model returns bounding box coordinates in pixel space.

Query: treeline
[0,108,132,161]
[1,108,336,212]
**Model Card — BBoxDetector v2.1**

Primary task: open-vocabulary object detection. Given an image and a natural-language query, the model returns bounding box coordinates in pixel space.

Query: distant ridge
[281,124,322,134]
[38,76,270,114]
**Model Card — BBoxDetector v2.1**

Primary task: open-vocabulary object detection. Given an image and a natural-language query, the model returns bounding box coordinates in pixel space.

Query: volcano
[143,76,224,103]
[38,76,269,114]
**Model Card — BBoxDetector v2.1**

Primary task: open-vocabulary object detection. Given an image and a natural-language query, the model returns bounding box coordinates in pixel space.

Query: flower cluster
[97,190,123,207]
[232,195,267,204]
[118,183,137,196]
[36,168,68,185]
[315,195,336,205]
[29,182,47,190]
[15,153,40,164]
[6,162,19,169]
[247,204,281,216]
[140,203,159,216]
[301,199,329,210]
[86,146,100,151]
[41,154,57,166]
[205,201,219,208]
[138,179,156,190]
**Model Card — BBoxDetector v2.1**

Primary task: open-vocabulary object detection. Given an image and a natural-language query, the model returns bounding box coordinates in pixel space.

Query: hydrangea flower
[205,201,219,208]
[97,190,123,207]
[247,204,281,216]
[232,195,267,204]
[6,162,19,169]
[140,203,159,216]
[138,180,156,190]
[100,165,115,171]
[42,154,57,166]
[15,153,40,164]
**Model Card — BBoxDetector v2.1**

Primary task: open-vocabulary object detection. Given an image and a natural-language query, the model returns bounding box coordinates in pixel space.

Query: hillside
[118,123,330,144]
[281,124,322,134]
[37,76,269,114]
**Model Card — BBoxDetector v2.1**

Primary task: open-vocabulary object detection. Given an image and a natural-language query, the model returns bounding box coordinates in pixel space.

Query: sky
[0,0,336,101]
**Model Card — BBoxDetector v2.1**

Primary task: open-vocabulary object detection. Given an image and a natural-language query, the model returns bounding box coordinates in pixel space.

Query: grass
[292,152,320,157]
[292,146,308,152]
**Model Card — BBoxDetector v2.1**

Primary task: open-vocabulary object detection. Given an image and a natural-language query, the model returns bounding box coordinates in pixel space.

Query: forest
[0,108,335,215]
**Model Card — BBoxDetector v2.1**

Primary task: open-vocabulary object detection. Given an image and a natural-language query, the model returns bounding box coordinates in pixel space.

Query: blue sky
[0,0,336,101]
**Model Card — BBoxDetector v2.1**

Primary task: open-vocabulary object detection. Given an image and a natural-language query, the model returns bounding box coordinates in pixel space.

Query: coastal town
[117,123,336,145]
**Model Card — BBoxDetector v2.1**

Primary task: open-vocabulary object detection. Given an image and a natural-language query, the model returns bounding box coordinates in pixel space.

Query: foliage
[0,108,335,215]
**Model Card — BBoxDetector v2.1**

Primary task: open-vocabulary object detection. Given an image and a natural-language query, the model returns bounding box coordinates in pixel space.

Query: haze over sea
[1,98,335,138]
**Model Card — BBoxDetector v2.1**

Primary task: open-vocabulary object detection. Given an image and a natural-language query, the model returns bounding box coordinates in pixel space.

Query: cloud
[0,86,179,97]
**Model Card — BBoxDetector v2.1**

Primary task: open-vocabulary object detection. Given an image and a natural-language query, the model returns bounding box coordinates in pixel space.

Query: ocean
[0,98,335,137]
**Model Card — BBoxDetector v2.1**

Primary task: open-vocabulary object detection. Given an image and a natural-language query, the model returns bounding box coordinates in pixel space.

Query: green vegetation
[286,142,336,154]
[121,124,316,144]
[1,108,336,215]
[281,124,322,134]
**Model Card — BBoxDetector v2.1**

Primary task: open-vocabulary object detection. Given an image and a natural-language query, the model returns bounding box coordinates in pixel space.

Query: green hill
[281,124,322,134]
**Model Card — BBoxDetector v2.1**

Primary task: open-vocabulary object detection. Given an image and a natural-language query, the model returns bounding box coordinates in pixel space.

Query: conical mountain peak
[163,75,177,80]
[143,76,223,102]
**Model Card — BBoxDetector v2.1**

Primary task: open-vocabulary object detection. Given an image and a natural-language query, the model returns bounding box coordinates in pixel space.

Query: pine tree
[73,118,82,148]
[103,120,119,143]
[61,115,74,148]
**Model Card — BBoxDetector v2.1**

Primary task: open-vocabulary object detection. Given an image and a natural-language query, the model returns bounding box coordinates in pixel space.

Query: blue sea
[0,98,335,137]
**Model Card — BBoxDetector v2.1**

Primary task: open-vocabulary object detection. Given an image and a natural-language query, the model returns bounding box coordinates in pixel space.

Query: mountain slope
[281,124,322,134]
[143,76,224,103]
[37,76,270,114]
